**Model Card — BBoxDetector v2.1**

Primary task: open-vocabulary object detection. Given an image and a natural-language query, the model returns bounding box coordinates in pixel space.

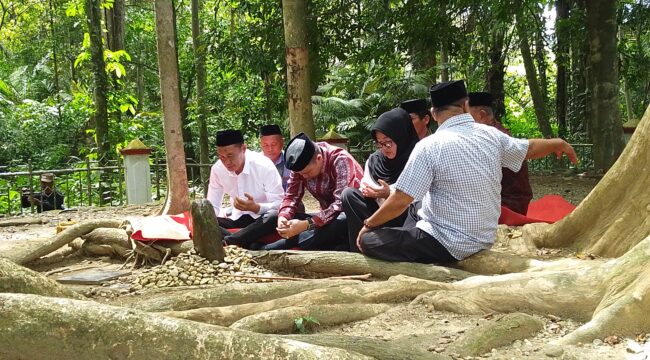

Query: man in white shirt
[356,80,578,263]
[207,129,284,248]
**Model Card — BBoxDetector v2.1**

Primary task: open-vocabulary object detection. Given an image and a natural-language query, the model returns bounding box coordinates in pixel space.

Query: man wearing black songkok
[400,98,434,139]
[257,133,363,251]
[355,80,578,263]
[468,92,533,215]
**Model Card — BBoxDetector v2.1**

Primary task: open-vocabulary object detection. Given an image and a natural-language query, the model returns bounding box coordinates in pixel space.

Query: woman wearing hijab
[342,107,419,252]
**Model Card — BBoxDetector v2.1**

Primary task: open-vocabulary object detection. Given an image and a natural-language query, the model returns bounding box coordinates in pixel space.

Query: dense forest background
[0,0,648,172]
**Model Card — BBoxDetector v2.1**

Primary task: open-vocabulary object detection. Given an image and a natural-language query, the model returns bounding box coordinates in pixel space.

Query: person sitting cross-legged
[356,80,578,263]
[342,107,419,252]
[206,129,284,249]
[259,133,363,251]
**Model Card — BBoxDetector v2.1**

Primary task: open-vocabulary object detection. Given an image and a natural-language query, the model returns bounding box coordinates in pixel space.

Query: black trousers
[341,187,411,252]
[359,226,456,264]
[261,212,348,251]
[220,212,279,250]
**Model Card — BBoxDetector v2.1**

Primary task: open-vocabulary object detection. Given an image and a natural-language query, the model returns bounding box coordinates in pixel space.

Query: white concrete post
[120,139,153,204]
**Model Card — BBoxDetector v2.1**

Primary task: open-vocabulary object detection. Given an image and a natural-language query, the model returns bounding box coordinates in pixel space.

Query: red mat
[499,195,576,226]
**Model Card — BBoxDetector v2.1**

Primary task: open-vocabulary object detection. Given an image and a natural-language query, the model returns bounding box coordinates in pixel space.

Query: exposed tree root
[283,334,447,360]
[0,258,84,299]
[162,275,446,326]
[252,250,471,281]
[81,228,131,258]
[129,279,364,312]
[230,303,392,333]
[447,313,543,356]
[0,293,371,360]
[412,234,650,344]
[0,217,49,227]
[2,219,124,265]
[453,250,545,275]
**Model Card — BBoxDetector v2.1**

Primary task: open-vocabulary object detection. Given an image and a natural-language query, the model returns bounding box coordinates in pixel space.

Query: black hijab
[366,108,419,184]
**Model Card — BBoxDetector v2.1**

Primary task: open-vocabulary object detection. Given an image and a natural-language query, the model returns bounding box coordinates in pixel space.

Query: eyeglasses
[375,140,394,149]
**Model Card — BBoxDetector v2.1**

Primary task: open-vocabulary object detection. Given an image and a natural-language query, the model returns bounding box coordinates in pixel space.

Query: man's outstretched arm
[527,138,578,164]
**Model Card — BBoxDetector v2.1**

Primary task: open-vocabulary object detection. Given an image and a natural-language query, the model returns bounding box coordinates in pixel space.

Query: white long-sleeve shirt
[207,149,284,220]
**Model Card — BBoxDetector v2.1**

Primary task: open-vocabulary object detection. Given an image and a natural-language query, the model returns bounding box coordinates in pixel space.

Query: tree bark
[230,303,392,333]
[252,250,471,281]
[532,104,650,257]
[84,0,111,164]
[413,233,650,345]
[516,13,554,138]
[154,0,190,215]
[555,0,570,138]
[0,258,84,299]
[131,279,364,312]
[586,0,624,172]
[282,0,315,138]
[1,219,123,265]
[0,293,371,359]
[486,28,507,121]
[162,275,445,326]
[191,0,211,196]
[190,199,225,262]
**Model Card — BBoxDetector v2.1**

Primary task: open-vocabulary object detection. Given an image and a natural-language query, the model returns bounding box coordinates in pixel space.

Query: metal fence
[0,156,212,216]
[0,144,594,216]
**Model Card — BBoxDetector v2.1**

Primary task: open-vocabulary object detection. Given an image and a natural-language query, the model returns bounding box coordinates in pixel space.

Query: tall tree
[191,0,210,195]
[154,0,189,215]
[486,27,508,121]
[516,11,554,138]
[586,0,624,172]
[282,0,315,138]
[555,0,570,138]
[105,0,125,52]
[85,0,111,163]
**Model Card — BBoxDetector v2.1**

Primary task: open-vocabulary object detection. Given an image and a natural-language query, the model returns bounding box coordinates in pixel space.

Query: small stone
[592,339,603,346]
[513,340,523,348]
[169,269,179,277]
[543,345,564,357]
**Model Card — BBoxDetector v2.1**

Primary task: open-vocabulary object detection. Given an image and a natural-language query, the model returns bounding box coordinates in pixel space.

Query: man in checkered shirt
[356,80,578,263]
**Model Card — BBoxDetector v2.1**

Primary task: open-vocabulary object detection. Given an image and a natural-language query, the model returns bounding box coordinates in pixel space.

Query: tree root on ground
[252,250,471,281]
[412,234,650,344]
[0,217,49,227]
[128,279,364,312]
[283,334,447,360]
[0,258,84,299]
[230,303,392,334]
[0,293,371,360]
[2,219,124,265]
[162,275,447,326]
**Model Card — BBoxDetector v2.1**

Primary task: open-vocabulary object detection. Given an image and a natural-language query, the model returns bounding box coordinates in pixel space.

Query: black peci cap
[216,129,244,147]
[468,92,494,108]
[284,133,316,171]
[259,124,282,137]
[429,80,468,108]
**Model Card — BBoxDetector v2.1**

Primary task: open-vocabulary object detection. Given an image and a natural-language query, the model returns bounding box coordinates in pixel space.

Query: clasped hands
[276,216,309,239]
[360,179,390,199]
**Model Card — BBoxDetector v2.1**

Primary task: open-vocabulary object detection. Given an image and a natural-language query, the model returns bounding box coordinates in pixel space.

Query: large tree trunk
[154,0,190,215]
[555,0,569,138]
[532,104,650,257]
[191,0,211,196]
[586,0,624,172]
[85,0,111,164]
[516,13,554,138]
[0,293,370,359]
[282,0,315,138]
[486,27,507,121]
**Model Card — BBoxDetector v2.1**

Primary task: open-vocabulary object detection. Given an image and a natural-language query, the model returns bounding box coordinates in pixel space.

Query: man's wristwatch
[306,217,315,231]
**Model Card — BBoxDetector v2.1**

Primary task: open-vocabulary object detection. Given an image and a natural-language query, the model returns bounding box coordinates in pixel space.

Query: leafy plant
[293,315,321,334]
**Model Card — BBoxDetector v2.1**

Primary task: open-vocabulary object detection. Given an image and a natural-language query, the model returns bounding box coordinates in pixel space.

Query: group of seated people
[207,79,577,263]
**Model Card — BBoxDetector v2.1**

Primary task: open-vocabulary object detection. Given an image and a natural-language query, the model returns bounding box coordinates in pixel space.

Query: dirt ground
[1,174,647,359]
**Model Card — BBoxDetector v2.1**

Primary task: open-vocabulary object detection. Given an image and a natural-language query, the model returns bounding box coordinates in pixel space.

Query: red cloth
[498,195,576,226]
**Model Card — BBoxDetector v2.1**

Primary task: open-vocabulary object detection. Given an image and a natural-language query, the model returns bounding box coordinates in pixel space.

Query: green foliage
[293,315,320,334]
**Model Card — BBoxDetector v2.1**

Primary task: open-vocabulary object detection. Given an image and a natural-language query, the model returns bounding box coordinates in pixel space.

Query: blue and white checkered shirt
[395,113,529,260]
